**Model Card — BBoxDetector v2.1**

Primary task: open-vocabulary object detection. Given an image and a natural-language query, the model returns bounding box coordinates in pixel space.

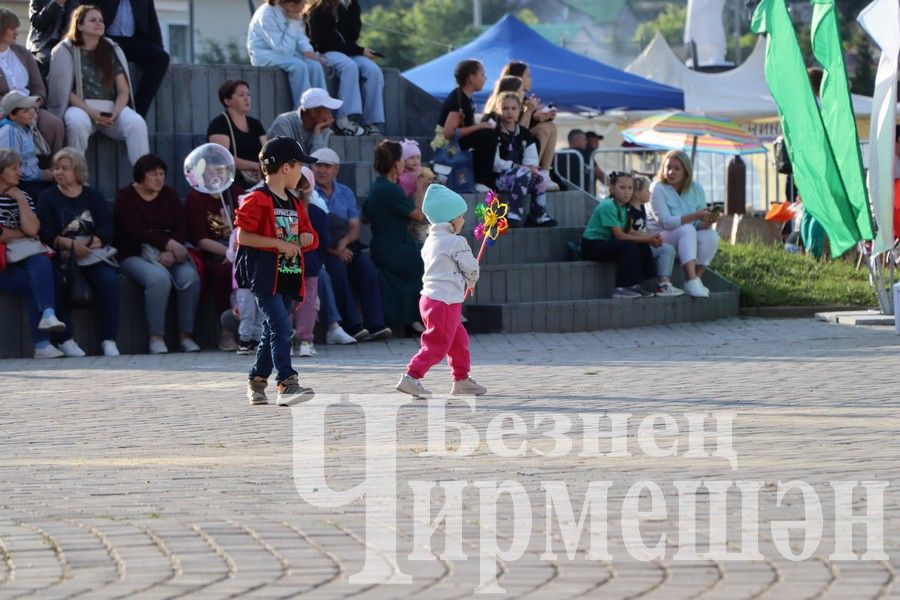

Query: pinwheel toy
[465,191,509,299]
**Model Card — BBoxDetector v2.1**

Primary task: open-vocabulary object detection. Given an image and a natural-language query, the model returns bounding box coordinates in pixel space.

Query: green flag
[811,0,875,240]
[751,0,862,257]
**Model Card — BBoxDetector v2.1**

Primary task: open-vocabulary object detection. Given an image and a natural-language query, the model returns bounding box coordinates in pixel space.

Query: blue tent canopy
[403,15,684,112]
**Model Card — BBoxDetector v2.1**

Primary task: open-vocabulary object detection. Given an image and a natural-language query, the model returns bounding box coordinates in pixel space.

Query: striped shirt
[0,192,36,231]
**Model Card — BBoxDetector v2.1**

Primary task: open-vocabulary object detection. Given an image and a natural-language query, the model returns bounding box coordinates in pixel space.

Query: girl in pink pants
[395,184,487,398]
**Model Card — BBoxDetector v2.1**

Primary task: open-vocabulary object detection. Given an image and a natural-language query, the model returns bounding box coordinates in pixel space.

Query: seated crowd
[0,2,722,360]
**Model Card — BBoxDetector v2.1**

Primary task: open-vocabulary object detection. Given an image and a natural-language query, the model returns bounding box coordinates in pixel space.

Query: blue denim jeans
[249,292,296,384]
[0,254,55,346]
[323,51,384,124]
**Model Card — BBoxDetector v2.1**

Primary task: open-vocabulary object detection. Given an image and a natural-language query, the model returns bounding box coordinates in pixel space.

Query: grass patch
[713,242,877,307]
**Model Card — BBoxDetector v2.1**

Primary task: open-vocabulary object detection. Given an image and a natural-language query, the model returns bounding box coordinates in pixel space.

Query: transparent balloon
[183,143,235,195]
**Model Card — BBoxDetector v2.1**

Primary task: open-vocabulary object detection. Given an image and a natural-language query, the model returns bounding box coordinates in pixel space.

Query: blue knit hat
[422,184,467,224]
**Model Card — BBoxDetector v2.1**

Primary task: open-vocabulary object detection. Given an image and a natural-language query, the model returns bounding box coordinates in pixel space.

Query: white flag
[684,0,728,66]
[858,0,899,255]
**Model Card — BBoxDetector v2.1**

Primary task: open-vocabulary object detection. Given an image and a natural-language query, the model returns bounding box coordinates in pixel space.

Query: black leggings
[581,237,654,287]
[460,129,498,188]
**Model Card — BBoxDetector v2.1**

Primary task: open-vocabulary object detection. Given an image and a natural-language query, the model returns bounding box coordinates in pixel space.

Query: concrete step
[465,290,740,334]
[462,226,583,265]
[462,189,593,228]
[464,269,740,333]
[327,135,434,163]
[471,261,614,304]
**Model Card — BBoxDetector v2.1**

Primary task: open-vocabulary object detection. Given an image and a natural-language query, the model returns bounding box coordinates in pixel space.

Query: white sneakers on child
[295,341,317,357]
[34,344,64,359]
[450,377,487,396]
[101,340,120,356]
[395,374,432,398]
[37,314,66,332]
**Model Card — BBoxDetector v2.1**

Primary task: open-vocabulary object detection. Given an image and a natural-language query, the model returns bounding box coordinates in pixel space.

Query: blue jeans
[53,261,121,342]
[323,250,386,331]
[250,292,296,384]
[251,50,327,109]
[323,51,384,124]
[120,256,200,336]
[0,254,55,345]
[317,266,341,327]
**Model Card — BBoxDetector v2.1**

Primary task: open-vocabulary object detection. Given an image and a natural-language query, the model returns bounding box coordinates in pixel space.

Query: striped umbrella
[622,111,766,161]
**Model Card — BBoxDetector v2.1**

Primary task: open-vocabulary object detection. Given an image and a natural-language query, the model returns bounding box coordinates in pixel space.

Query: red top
[234,186,318,297]
[113,184,188,259]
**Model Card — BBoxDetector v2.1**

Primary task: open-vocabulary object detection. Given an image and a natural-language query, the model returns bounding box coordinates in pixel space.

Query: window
[167,24,190,64]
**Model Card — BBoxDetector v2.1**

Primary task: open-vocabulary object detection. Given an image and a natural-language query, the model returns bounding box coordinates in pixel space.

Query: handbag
[60,249,93,308]
[69,236,118,267]
[5,237,51,263]
[141,243,194,290]
[223,112,262,185]
[432,129,474,194]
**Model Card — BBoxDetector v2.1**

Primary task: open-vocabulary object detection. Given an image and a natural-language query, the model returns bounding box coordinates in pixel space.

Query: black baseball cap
[585,131,604,140]
[259,136,317,168]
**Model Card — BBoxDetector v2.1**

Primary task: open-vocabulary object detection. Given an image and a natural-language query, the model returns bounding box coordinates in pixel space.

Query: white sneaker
[325,326,357,345]
[683,278,710,298]
[335,117,365,136]
[296,341,317,357]
[655,283,685,297]
[101,340,120,356]
[37,314,66,332]
[474,183,492,194]
[546,180,560,192]
[34,344,64,359]
[149,339,168,354]
[395,374,432,398]
[59,339,86,357]
[180,338,201,353]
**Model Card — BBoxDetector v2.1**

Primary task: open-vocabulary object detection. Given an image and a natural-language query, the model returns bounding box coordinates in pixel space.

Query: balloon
[183,143,235,195]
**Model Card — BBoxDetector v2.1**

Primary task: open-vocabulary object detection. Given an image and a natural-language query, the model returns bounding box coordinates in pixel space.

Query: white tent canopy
[625,32,874,120]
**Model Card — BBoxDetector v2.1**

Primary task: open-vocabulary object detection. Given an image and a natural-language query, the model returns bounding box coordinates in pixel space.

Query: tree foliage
[359,0,537,71]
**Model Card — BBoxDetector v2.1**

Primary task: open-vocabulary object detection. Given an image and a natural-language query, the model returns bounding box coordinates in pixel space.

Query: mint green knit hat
[422,184,467,224]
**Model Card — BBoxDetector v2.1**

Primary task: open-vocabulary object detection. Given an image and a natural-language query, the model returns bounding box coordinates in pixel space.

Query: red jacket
[234,186,318,299]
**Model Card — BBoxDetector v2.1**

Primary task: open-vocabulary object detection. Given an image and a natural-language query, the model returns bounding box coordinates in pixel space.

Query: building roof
[560,0,627,24]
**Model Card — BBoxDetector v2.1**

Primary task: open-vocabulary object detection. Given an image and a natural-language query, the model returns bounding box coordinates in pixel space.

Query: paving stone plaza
[1,317,898,598]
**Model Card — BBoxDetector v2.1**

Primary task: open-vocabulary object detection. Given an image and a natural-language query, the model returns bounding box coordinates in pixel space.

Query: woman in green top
[46,4,149,165]
[581,171,663,299]
[362,140,426,328]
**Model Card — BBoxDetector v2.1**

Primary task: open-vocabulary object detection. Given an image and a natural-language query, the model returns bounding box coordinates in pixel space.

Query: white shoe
[683,278,710,298]
[546,180,560,192]
[474,183,492,194]
[37,314,66,332]
[180,338,201,353]
[296,341,317,357]
[34,344,64,359]
[326,326,357,345]
[655,283,685,297]
[395,374,432,398]
[149,339,168,354]
[59,339,86,357]
[101,340,120,356]
[335,117,365,136]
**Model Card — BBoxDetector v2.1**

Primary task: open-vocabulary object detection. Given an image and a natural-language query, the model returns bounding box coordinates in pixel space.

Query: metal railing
[551,149,585,191]
[554,147,778,211]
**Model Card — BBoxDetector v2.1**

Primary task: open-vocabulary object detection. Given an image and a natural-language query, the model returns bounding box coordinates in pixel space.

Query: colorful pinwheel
[465,191,510,299]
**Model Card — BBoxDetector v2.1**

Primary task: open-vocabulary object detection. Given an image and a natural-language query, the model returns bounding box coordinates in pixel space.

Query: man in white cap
[0,90,52,199]
[311,146,392,342]
[267,87,342,156]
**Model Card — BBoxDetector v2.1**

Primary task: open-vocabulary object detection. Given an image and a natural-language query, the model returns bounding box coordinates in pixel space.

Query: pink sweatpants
[291,276,318,342]
[406,296,470,381]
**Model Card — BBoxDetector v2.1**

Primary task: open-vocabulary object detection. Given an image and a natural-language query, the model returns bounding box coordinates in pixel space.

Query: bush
[713,242,877,307]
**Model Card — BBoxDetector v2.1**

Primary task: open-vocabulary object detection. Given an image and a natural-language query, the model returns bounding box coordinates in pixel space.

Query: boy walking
[234,137,318,406]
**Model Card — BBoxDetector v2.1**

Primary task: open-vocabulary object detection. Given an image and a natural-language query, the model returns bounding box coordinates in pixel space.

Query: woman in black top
[207,79,267,188]
[437,59,497,191]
